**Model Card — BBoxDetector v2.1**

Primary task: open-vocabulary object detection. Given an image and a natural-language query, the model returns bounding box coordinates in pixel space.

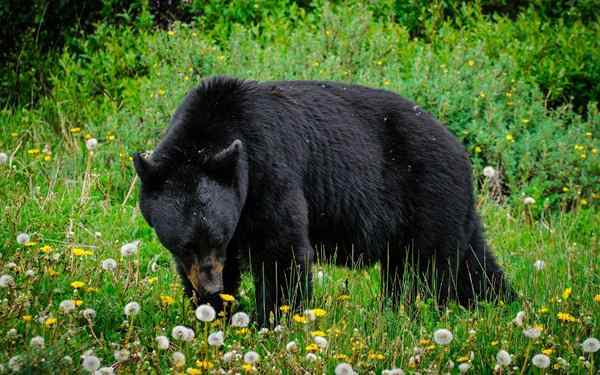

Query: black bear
[133,76,514,325]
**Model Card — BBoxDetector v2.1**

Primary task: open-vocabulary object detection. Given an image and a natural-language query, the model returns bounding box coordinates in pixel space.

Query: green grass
[0,2,599,373]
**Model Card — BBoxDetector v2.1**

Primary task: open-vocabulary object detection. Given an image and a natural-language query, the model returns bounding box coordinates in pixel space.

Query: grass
[0,2,599,373]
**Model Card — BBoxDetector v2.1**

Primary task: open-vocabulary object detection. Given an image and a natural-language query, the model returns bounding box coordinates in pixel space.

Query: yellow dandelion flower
[195,360,214,369]
[311,330,327,337]
[479,91,486,98]
[241,363,255,373]
[43,155,51,161]
[84,287,98,293]
[505,133,514,142]
[40,245,53,253]
[542,348,554,356]
[71,248,93,256]
[306,343,320,352]
[27,148,40,156]
[457,355,470,362]
[562,288,572,299]
[70,281,85,289]
[334,353,350,361]
[186,368,201,375]
[467,59,475,66]
[279,305,290,313]
[337,294,350,302]
[383,79,391,86]
[368,352,385,360]
[474,146,482,154]
[312,308,327,317]
[22,315,32,322]
[47,268,59,277]
[160,295,175,305]
[158,89,166,97]
[73,300,83,306]
[69,127,81,133]
[45,317,57,327]
[237,328,249,335]
[219,293,235,302]
[594,294,600,303]
[562,187,570,193]
[557,312,577,322]
[167,30,176,36]
[107,134,116,141]
[419,338,431,346]
[580,199,588,205]
[538,307,549,314]
[147,277,158,284]
[292,314,308,324]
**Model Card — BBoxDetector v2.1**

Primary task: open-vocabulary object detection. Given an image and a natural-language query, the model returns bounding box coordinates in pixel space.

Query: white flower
[433,328,453,345]
[231,311,250,327]
[8,355,22,372]
[314,336,328,350]
[101,259,117,272]
[382,369,404,375]
[25,269,36,277]
[4,262,17,270]
[523,196,535,205]
[156,335,170,349]
[258,327,269,335]
[286,341,298,353]
[0,274,15,288]
[483,166,496,178]
[208,331,224,346]
[120,240,140,257]
[0,152,8,164]
[97,367,114,375]
[523,327,541,339]
[86,138,98,151]
[30,336,45,349]
[533,260,545,271]
[82,308,96,320]
[172,325,194,342]
[244,351,260,364]
[16,233,30,244]
[273,324,284,333]
[123,302,140,317]
[171,351,185,367]
[114,349,129,362]
[335,363,354,375]
[60,300,76,314]
[458,363,471,373]
[195,304,216,322]
[496,350,511,366]
[531,354,550,368]
[223,351,236,363]
[304,309,317,321]
[82,355,101,372]
[582,337,600,353]
[305,353,318,361]
[512,311,526,326]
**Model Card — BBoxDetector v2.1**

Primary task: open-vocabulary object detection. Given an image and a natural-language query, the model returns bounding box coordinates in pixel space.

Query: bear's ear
[133,152,161,185]
[207,139,243,172]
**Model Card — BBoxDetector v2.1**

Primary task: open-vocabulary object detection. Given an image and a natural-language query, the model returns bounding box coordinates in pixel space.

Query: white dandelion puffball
[523,327,541,339]
[0,274,15,288]
[101,258,117,272]
[304,309,317,321]
[195,304,216,322]
[59,300,76,314]
[223,351,236,363]
[382,369,405,375]
[496,350,512,366]
[4,262,17,270]
[523,196,535,205]
[433,328,454,345]
[114,349,129,362]
[244,351,260,364]
[458,363,471,373]
[231,311,250,327]
[8,356,22,372]
[582,337,600,353]
[273,324,284,333]
[81,308,96,320]
[171,351,185,367]
[306,353,318,361]
[25,269,36,277]
[172,325,194,342]
[123,302,140,317]
[30,336,45,349]
[82,355,101,372]
[335,363,354,375]
[208,331,224,346]
[483,166,496,178]
[512,311,526,326]
[531,354,550,368]
[258,327,269,335]
[16,233,30,244]
[0,152,8,165]
[86,138,98,151]
[120,240,140,257]
[156,335,170,350]
[533,260,545,271]
[314,336,328,350]
[286,341,298,353]
[97,367,114,375]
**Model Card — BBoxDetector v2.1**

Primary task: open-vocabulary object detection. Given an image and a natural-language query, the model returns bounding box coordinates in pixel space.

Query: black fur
[134,76,515,325]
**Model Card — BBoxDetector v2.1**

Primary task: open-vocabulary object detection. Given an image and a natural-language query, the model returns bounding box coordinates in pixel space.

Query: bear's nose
[183,254,224,298]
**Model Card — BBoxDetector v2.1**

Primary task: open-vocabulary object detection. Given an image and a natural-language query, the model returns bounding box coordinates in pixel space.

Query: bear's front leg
[251,190,313,327]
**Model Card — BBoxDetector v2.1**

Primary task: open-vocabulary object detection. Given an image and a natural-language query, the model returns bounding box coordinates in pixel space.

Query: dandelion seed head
[172,325,194,342]
[25,269,36,277]
[512,311,526,326]
[123,302,140,317]
[532,354,550,368]
[101,258,117,272]
[223,351,236,363]
[305,353,318,362]
[231,311,250,327]
[496,350,511,366]
[273,324,284,333]
[30,336,45,349]
[0,274,15,288]
[16,233,30,245]
[195,304,216,322]
[382,369,404,375]
[523,327,541,339]
[483,166,496,178]
[286,341,298,353]
[82,308,96,320]
[4,262,17,270]
[304,309,316,321]
[458,363,471,373]
[533,260,545,271]
[97,367,114,375]
[243,351,260,364]
[120,240,140,257]
[8,356,22,372]
[172,351,185,367]
[314,336,328,349]
[114,349,130,362]
[86,138,98,151]
[60,300,76,314]
[82,355,101,372]
[156,335,170,349]
[0,152,8,164]
[208,331,224,346]
[523,196,535,205]
[335,362,354,375]
[433,328,453,345]
[582,337,599,353]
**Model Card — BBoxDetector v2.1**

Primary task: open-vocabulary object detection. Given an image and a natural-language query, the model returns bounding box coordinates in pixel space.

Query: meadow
[0,1,599,373]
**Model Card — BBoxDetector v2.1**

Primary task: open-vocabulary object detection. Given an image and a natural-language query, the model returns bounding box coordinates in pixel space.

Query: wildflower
[25,269,35,277]
[496,350,511,366]
[311,330,327,337]
[562,288,572,299]
[533,260,545,271]
[231,311,250,327]
[16,233,30,245]
[274,324,284,333]
[81,308,96,320]
[474,146,482,154]
[71,281,85,289]
[194,304,215,322]
[279,305,290,313]
[82,355,101,372]
[433,328,453,345]
[337,294,351,301]
[30,336,45,349]
[156,335,170,349]
[8,356,22,372]
[28,148,40,156]
[312,308,327,317]
[581,337,599,353]
[523,327,541,339]
[306,353,318,361]
[382,369,404,375]
[86,138,98,151]
[0,275,15,288]
[557,312,577,322]
[304,309,317,321]
[512,311,526,326]
[594,294,600,303]
[314,336,328,350]
[523,196,535,205]
[223,351,236,363]
[160,295,175,305]
[59,300,76,314]
[243,351,260,364]
[335,363,354,375]
[531,354,550,368]
[97,367,114,375]
[40,244,52,253]
[72,247,93,256]
[0,152,7,164]
[505,133,514,142]
[101,259,117,272]
[306,343,320,352]
[70,127,81,134]
[45,317,58,327]
[114,349,129,362]
[219,293,235,302]
[258,327,269,335]
[241,363,255,373]
[195,360,214,369]
[120,240,140,257]
[292,314,308,324]
[286,341,298,353]
[458,363,471,373]
[22,315,32,322]
[124,302,140,316]
[208,331,224,346]
[172,326,195,342]
[483,166,496,178]
[368,352,385,360]
[172,351,186,367]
